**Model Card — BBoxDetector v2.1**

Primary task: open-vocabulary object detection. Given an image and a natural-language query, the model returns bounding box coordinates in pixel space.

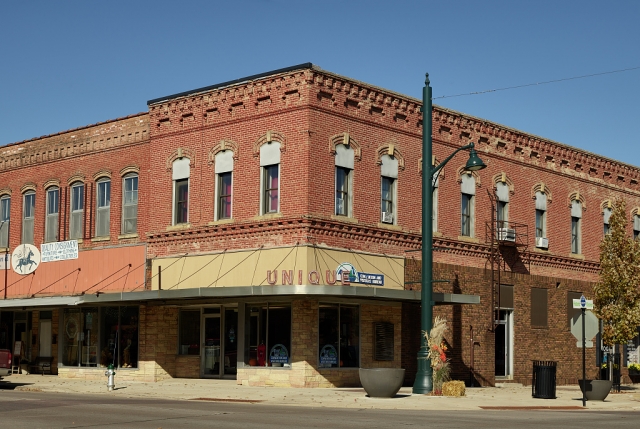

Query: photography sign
[41,240,78,263]
[336,262,384,286]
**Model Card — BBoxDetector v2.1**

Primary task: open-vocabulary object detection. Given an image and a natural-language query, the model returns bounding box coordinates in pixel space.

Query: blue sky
[1,1,639,166]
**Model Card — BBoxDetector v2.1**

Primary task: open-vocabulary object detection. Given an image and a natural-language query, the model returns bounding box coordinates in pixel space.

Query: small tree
[594,198,640,375]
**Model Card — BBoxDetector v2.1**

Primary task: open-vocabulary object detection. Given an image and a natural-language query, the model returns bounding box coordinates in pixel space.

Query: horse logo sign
[12,244,41,275]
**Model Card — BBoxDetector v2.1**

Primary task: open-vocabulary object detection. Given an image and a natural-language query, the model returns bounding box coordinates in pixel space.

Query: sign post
[572,295,592,407]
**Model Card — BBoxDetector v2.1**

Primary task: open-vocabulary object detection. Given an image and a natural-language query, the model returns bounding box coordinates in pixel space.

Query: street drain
[191,398,264,404]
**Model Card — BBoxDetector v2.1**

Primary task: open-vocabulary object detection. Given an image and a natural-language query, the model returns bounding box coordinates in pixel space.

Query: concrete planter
[579,379,613,401]
[359,368,405,398]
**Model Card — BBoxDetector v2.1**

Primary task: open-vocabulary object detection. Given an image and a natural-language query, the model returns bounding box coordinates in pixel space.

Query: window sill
[166,223,191,231]
[533,247,550,253]
[208,219,234,226]
[457,236,480,243]
[91,236,111,242]
[331,215,358,224]
[118,233,139,240]
[570,253,585,260]
[253,213,283,221]
[432,231,442,237]
[0,247,7,252]
[377,222,401,231]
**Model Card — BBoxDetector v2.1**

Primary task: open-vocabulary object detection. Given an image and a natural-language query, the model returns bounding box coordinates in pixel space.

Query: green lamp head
[464,144,486,172]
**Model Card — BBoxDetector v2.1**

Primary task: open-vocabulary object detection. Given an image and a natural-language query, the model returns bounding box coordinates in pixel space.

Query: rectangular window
[497,201,508,228]
[535,209,546,238]
[22,192,35,244]
[175,178,189,224]
[335,167,350,216]
[61,306,138,368]
[531,288,548,328]
[461,193,472,236]
[318,304,359,368]
[604,223,610,236]
[263,165,279,214]
[0,197,9,248]
[45,188,59,243]
[571,216,580,253]
[96,180,111,237]
[244,303,291,366]
[217,172,232,220]
[179,310,201,355]
[70,184,84,239]
[122,175,138,234]
[381,176,394,223]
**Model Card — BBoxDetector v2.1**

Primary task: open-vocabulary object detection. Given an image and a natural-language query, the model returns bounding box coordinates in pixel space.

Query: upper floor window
[215,150,234,220]
[173,158,190,224]
[634,214,640,240]
[122,174,138,234]
[96,179,111,237]
[0,196,9,248]
[603,206,612,236]
[495,181,509,228]
[260,141,280,215]
[45,187,60,243]
[535,191,547,238]
[460,174,476,237]
[22,191,35,244]
[571,200,582,254]
[380,154,398,225]
[334,144,354,218]
[70,183,84,240]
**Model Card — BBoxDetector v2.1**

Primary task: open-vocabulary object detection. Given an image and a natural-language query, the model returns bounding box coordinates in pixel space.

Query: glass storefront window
[179,310,201,355]
[244,303,291,367]
[319,304,359,368]
[61,306,138,368]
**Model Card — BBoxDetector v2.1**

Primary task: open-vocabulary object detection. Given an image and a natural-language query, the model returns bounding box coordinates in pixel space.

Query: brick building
[0,63,638,387]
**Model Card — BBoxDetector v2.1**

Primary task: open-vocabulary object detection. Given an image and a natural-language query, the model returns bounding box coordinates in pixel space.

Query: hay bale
[442,380,466,397]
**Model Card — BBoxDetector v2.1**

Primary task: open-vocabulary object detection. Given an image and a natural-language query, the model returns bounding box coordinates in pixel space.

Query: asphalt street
[0,391,639,429]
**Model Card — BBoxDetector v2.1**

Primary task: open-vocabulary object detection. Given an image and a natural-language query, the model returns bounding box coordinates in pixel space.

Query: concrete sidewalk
[4,374,640,411]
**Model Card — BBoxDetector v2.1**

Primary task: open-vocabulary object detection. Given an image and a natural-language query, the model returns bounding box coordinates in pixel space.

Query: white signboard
[0,253,9,270]
[571,310,599,348]
[12,244,41,275]
[41,240,78,263]
[573,298,593,310]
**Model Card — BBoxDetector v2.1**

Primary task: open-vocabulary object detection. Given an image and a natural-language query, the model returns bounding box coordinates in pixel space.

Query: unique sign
[269,344,289,364]
[0,253,9,270]
[319,344,338,367]
[335,262,384,286]
[12,243,40,275]
[571,310,599,348]
[41,240,78,263]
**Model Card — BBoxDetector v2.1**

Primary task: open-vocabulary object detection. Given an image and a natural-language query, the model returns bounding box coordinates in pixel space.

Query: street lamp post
[0,220,9,300]
[413,74,486,394]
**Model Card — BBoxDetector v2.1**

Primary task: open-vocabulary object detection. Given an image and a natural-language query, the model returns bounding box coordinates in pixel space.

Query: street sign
[571,310,598,347]
[573,298,593,310]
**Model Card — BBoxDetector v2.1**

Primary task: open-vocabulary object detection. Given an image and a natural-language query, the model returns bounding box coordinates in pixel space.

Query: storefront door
[495,310,513,378]
[201,315,221,378]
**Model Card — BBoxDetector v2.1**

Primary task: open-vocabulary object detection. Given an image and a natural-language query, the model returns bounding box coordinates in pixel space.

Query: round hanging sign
[12,243,41,275]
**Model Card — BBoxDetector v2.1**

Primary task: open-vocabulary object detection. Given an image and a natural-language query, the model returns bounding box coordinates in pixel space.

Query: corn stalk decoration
[424,316,451,394]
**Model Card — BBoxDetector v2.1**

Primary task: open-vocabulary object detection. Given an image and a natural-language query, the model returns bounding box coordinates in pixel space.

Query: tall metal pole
[413,74,434,394]
[2,220,8,300]
[582,307,586,407]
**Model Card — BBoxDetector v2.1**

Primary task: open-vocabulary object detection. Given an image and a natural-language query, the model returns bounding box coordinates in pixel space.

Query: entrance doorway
[495,310,513,378]
[200,307,238,378]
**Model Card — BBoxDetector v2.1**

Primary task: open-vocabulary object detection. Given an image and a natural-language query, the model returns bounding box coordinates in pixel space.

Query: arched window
[495,182,509,228]
[70,182,84,239]
[535,191,547,239]
[173,158,190,224]
[260,142,280,214]
[96,178,111,237]
[571,200,582,254]
[0,195,10,248]
[603,206,612,236]
[380,154,398,225]
[122,174,138,234]
[461,174,476,237]
[22,191,36,244]
[45,186,60,243]
[215,151,233,220]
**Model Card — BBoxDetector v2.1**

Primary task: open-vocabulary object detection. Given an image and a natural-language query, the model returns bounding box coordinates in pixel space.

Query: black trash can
[532,360,557,399]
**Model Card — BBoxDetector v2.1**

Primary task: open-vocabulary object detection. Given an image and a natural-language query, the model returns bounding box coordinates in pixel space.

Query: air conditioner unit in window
[535,237,549,249]
[381,212,393,224]
[497,227,516,242]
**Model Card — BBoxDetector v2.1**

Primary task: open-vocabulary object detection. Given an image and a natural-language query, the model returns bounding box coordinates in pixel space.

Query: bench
[30,357,53,375]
